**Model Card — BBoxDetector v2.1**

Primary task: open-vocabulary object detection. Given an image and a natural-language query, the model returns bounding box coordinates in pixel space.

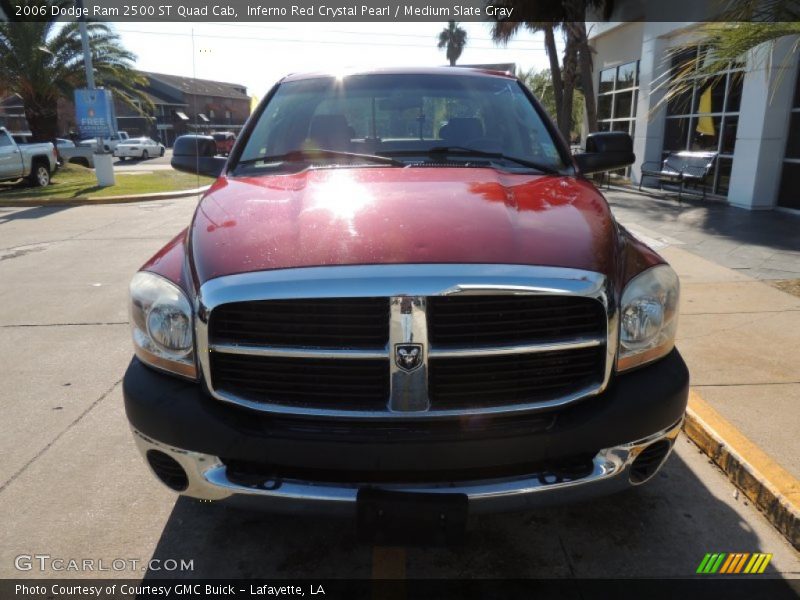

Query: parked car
[58,146,95,169]
[77,131,130,152]
[54,138,75,166]
[0,127,58,186]
[212,131,236,156]
[124,69,688,537]
[113,137,165,160]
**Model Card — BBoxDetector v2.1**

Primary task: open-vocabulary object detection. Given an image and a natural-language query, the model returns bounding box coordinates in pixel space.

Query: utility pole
[76,0,115,185]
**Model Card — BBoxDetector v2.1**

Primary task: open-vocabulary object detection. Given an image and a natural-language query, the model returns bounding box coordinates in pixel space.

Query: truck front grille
[210,297,390,348]
[201,266,611,418]
[211,353,389,410]
[427,295,605,346]
[429,346,605,409]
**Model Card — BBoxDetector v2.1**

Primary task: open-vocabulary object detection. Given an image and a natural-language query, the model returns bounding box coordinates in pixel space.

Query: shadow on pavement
[0,204,74,224]
[606,187,800,255]
[143,442,792,580]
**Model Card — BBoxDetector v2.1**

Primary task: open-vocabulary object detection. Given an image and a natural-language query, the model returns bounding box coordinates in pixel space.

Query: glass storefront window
[613,91,634,119]
[598,94,612,121]
[596,60,640,177]
[661,47,744,197]
[599,68,615,95]
[785,112,800,159]
[778,63,800,209]
[617,62,638,89]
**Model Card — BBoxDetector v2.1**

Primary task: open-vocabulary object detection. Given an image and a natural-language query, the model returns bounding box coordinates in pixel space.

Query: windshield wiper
[237,149,405,168]
[381,146,560,174]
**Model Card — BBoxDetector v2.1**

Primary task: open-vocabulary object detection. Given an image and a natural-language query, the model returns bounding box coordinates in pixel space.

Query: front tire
[142,150,149,160]
[28,162,50,187]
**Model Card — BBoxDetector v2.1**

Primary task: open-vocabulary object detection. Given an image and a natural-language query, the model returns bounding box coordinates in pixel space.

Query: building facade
[5,72,250,148]
[590,20,799,211]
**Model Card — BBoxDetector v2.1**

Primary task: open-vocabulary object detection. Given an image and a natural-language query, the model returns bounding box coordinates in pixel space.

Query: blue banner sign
[74,88,117,138]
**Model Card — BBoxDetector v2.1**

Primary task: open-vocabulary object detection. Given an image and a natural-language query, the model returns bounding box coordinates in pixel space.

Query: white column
[728,37,799,209]
[632,24,678,185]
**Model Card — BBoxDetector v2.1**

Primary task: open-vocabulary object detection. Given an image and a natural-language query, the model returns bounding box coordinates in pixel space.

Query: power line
[113,27,547,51]
[211,21,547,45]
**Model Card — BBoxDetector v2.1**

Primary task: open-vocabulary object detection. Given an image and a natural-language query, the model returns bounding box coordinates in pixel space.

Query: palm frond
[651,23,800,115]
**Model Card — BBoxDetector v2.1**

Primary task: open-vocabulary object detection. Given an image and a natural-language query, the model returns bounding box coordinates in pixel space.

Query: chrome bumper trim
[131,418,681,515]
[427,335,604,358]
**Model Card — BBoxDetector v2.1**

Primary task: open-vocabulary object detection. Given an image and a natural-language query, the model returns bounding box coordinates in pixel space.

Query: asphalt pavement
[0,198,798,581]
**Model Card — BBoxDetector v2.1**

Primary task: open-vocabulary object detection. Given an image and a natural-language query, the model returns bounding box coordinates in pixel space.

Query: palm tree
[652,0,800,114]
[494,21,567,135]
[0,0,152,142]
[437,21,467,66]
[489,0,613,140]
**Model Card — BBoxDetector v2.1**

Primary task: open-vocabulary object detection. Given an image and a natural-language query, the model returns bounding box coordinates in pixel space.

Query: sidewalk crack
[0,378,122,495]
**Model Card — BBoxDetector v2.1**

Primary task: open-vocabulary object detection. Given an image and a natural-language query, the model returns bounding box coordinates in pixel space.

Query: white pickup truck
[0,127,58,187]
[77,131,130,152]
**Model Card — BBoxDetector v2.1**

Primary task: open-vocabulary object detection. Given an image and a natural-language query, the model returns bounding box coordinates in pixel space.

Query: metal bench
[639,151,717,200]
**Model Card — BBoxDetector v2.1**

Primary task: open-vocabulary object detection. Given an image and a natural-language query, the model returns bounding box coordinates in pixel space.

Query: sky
[112,22,562,100]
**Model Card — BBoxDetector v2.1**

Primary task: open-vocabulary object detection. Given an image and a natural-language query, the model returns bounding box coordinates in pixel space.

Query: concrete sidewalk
[606,189,800,479]
[606,188,800,545]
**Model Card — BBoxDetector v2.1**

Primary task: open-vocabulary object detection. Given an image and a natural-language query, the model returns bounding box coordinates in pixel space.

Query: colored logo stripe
[698,553,773,575]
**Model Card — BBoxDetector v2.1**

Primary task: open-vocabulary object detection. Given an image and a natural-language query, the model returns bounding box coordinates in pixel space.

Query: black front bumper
[123,349,689,480]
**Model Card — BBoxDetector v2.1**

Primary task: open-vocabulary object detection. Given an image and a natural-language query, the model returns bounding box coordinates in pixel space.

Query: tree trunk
[23,94,59,144]
[543,25,564,121]
[574,21,598,133]
[560,35,578,142]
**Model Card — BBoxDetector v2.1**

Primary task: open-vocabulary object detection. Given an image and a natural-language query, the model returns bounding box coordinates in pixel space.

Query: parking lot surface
[0,199,798,580]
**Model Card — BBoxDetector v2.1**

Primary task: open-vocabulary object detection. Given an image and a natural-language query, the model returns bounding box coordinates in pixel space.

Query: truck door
[0,130,22,179]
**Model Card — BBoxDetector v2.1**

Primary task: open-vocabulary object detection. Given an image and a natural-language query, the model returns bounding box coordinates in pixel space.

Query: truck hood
[190,167,619,285]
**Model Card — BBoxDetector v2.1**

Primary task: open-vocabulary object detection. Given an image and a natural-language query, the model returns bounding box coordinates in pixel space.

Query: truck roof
[280,66,517,83]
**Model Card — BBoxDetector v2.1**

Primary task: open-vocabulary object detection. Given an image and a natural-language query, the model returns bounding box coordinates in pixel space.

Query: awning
[175,111,189,121]
[198,113,210,122]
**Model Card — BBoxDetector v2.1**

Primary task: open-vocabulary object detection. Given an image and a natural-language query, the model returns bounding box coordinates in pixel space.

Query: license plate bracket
[356,488,468,546]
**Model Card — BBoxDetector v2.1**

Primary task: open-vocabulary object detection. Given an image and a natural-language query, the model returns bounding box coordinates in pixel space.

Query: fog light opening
[146,449,189,491]
[629,440,671,485]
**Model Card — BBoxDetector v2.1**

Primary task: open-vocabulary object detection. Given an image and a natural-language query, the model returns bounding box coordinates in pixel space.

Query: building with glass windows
[589,20,799,211]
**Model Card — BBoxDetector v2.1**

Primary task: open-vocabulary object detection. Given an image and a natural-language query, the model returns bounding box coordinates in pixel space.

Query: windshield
[236,73,565,173]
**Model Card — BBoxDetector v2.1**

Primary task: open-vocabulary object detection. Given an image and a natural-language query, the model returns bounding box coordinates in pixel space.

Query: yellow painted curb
[684,390,800,550]
[0,186,209,207]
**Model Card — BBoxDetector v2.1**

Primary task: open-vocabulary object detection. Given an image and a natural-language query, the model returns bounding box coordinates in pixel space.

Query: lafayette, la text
[16,583,324,597]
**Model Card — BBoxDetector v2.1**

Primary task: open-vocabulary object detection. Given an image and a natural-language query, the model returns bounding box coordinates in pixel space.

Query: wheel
[142,150,149,160]
[118,156,126,161]
[160,147,165,157]
[28,162,50,187]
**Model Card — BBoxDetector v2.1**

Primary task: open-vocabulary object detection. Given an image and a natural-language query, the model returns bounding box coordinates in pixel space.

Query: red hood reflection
[190,167,618,285]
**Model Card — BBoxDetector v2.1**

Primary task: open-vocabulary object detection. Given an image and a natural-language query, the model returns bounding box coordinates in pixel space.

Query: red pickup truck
[124,68,687,538]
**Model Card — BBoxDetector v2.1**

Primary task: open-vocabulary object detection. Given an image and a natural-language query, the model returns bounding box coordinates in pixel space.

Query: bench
[639,151,717,200]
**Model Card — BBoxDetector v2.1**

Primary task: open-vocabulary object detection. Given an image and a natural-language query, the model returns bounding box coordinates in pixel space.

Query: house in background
[0,95,32,137]
[7,71,250,147]
[589,3,799,211]
[138,72,250,146]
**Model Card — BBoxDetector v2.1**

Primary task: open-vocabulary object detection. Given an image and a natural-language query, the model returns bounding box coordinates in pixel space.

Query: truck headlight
[130,272,196,379]
[617,265,679,372]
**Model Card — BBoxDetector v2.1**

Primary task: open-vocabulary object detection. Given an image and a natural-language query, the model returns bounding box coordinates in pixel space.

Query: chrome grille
[210,298,390,348]
[429,346,606,409]
[198,264,614,418]
[211,353,389,410]
[427,295,605,346]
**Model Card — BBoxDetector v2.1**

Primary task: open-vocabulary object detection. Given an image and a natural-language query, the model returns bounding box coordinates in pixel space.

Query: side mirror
[171,135,226,178]
[574,132,635,176]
